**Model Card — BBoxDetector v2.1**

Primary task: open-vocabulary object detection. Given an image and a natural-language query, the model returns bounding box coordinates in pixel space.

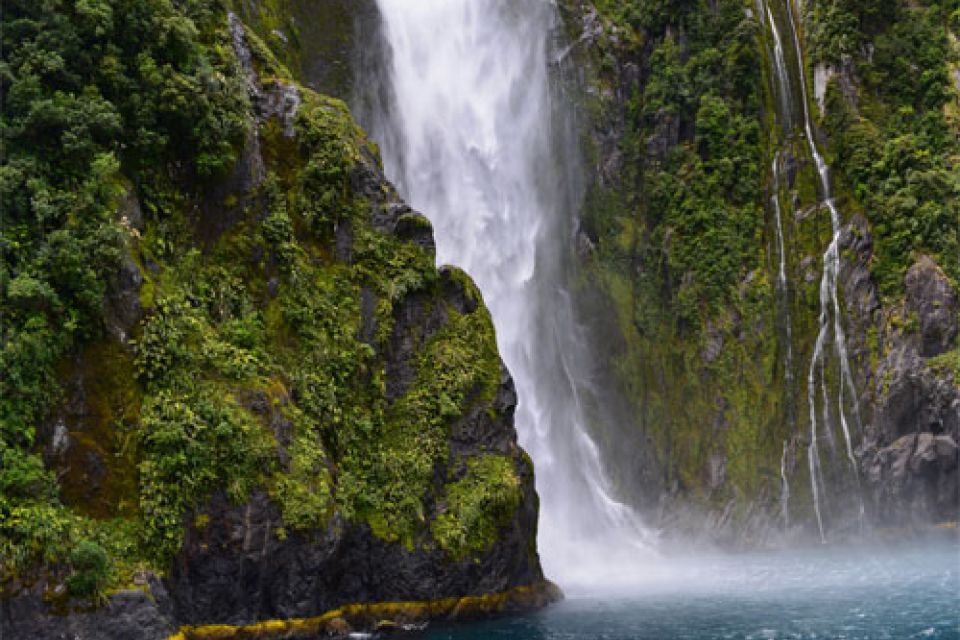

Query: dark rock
[394,213,436,253]
[706,454,727,492]
[103,254,143,343]
[359,287,379,345]
[449,366,519,458]
[576,229,596,260]
[905,255,958,357]
[169,454,544,626]
[875,345,960,441]
[865,432,959,525]
[646,112,680,162]
[334,220,353,262]
[1,579,174,640]
[118,188,143,231]
[701,319,723,364]
[258,80,301,137]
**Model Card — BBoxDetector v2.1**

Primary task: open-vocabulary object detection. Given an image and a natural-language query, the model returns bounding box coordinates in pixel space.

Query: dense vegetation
[1,0,521,604]
[582,0,764,328]
[567,0,958,521]
[807,0,960,295]
[2,0,249,588]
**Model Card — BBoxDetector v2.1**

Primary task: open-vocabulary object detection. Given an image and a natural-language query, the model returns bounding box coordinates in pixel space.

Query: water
[762,0,864,540]
[367,0,654,588]
[420,542,960,640]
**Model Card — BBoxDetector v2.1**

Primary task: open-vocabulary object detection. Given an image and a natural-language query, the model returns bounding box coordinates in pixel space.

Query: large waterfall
[364,0,652,588]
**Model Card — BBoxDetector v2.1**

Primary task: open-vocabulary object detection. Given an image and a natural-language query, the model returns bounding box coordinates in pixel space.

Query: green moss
[269,408,334,531]
[336,297,502,547]
[172,581,559,639]
[55,340,141,519]
[928,349,960,382]
[432,455,522,560]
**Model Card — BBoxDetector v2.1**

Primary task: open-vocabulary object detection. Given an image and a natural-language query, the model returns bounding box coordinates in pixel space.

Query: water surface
[422,542,959,640]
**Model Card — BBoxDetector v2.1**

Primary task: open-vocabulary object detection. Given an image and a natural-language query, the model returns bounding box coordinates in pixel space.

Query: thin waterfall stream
[364,0,654,589]
[761,0,865,541]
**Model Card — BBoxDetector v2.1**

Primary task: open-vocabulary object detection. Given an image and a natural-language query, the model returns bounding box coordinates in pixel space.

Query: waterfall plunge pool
[415,540,959,639]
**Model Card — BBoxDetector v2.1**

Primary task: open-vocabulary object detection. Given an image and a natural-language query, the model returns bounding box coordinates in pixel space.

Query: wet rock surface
[858,254,960,527]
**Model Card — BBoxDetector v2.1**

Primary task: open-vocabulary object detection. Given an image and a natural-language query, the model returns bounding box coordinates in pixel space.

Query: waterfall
[365,0,653,589]
[771,152,794,383]
[780,439,791,528]
[763,0,863,541]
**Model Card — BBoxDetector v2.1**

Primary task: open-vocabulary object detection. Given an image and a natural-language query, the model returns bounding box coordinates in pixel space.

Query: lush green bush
[605,0,764,327]
[1,0,250,577]
[816,0,959,294]
[432,455,522,560]
[66,541,111,599]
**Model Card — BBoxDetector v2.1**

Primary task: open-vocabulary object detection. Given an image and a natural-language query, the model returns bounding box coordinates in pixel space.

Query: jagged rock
[4,9,550,636]
[875,345,960,441]
[701,319,723,364]
[905,255,958,358]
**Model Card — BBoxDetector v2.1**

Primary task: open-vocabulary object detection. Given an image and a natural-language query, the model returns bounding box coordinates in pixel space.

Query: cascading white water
[764,3,795,128]
[780,440,791,528]
[764,0,863,540]
[368,0,653,588]
[771,153,794,383]
[761,1,798,529]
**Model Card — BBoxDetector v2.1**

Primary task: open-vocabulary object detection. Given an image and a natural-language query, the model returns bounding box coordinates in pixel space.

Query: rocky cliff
[557,0,959,544]
[0,2,554,637]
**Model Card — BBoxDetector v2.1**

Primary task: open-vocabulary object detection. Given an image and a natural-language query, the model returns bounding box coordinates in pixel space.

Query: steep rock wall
[557,0,959,545]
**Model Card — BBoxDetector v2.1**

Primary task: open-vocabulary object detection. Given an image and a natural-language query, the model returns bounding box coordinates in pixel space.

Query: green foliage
[138,389,273,560]
[66,541,111,599]
[1,0,523,589]
[928,348,960,380]
[271,422,333,532]
[336,296,502,548]
[817,0,959,294]
[432,455,522,560]
[602,0,764,327]
[805,0,862,65]
[1,0,250,577]
[295,96,364,230]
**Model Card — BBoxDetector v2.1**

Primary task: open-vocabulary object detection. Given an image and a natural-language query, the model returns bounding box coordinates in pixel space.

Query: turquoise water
[421,541,960,640]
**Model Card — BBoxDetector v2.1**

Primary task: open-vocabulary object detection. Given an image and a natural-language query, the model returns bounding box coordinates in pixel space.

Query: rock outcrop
[1,8,553,638]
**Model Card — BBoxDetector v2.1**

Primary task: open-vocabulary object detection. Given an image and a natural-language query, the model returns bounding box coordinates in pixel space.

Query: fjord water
[367,0,653,589]
[421,542,959,639]
[364,1,960,636]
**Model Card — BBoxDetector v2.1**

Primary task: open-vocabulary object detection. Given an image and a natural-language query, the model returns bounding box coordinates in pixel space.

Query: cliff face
[558,0,959,544]
[0,2,552,637]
